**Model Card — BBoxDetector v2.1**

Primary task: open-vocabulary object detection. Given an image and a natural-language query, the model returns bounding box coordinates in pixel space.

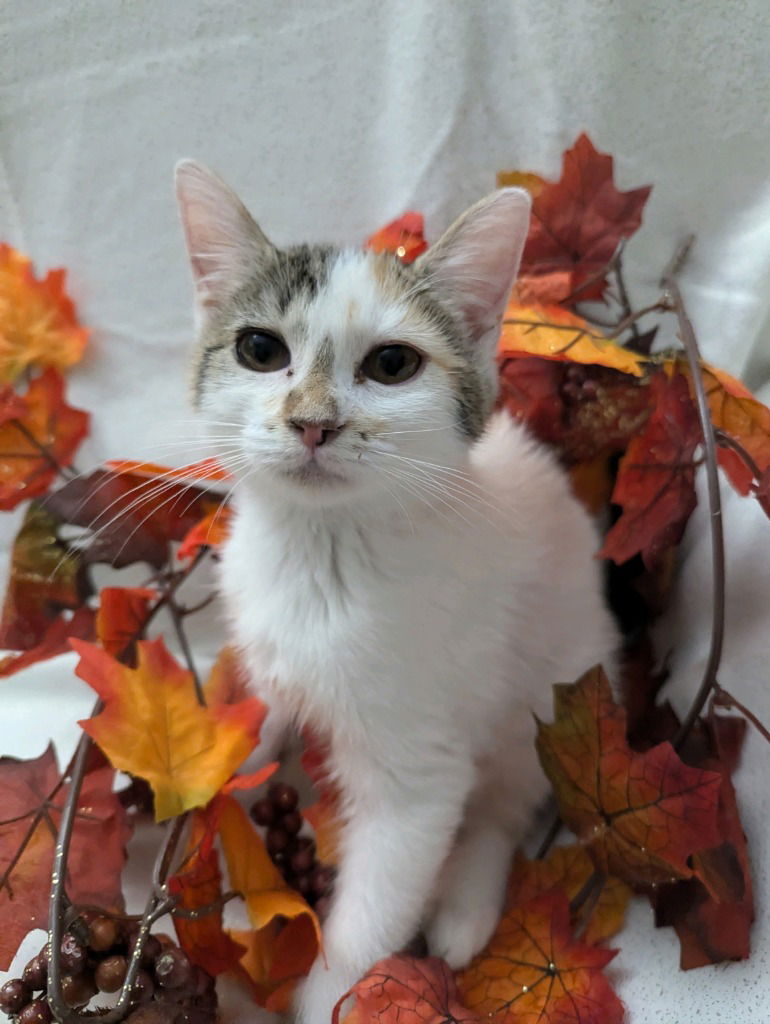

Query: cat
[174,160,619,1024]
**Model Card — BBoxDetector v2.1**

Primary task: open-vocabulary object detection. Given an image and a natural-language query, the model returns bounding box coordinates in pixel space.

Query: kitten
[175,161,618,1024]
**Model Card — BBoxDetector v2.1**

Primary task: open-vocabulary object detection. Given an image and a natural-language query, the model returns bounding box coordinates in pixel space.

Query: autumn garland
[0,134,768,1024]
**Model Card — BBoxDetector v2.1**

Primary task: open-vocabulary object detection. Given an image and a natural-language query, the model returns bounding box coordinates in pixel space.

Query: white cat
[175,161,618,1024]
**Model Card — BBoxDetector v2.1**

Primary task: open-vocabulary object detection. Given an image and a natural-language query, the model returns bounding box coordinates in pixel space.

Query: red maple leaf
[600,372,701,568]
[536,666,722,888]
[0,745,131,970]
[366,213,429,263]
[518,133,651,301]
[336,955,480,1024]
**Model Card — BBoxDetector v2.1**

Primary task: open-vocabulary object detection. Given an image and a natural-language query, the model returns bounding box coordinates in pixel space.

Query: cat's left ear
[416,188,531,352]
[175,160,274,309]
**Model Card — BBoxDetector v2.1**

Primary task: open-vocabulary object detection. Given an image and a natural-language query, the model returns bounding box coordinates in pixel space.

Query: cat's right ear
[174,160,273,307]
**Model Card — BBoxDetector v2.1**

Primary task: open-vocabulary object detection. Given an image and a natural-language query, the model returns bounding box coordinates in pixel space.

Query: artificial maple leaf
[456,892,623,1024]
[337,955,480,1024]
[514,133,651,300]
[96,585,157,660]
[0,745,130,970]
[0,368,89,510]
[230,915,320,1012]
[301,730,342,865]
[45,466,219,569]
[536,666,722,888]
[168,809,246,976]
[217,795,321,939]
[177,504,232,561]
[600,372,701,568]
[508,846,631,945]
[0,502,89,650]
[500,303,647,378]
[73,637,266,820]
[366,213,428,263]
[203,645,251,706]
[0,244,89,383]
[105,457,232,483]
[652,712,753,969]
[0,607,95,678]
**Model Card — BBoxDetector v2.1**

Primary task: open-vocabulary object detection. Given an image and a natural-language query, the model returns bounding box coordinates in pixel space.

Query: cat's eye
[361,344,423,385]
[235,330,291,373]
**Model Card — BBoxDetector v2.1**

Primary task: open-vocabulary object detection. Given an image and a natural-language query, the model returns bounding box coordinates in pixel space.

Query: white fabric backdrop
[2,2,770,1021]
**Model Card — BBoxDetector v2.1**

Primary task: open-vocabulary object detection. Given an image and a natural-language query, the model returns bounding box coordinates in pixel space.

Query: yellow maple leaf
[73,637,266,820]
[0,244,89,383]
[500,301,648,378]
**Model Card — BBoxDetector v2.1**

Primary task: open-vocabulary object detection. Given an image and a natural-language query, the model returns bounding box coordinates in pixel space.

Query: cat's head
[175,161,530,509]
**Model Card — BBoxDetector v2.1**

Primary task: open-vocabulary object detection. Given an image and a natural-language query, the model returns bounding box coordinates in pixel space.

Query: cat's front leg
[294,755,473,1024]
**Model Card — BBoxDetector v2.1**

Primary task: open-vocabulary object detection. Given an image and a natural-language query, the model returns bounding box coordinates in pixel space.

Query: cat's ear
[416,188,531,351]
[174,160,273,307]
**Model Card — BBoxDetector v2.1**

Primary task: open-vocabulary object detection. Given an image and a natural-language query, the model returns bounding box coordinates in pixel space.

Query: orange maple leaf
[177,504,232,561]
[337,955,480,1024]
[105,457,232,483]
[366,213,428,263]
[456,893,623,1024]
[0,368,89,510]
[0,244,89,383]
[73,637,266,820]
[500,302,647,378]
[168,809,247,976]
[536,666,722,887]
[509,846,631,946]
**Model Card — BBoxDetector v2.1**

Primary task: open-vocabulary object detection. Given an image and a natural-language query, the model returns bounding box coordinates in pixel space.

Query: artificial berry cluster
[250,782,335,917]
[0,914,216,1024]
[560,363,600,403]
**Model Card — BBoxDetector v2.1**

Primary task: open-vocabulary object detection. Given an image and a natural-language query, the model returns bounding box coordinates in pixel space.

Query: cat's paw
[425,900,500,969]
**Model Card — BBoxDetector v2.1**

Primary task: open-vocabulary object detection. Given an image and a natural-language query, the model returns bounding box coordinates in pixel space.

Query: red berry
[269,782,298,813]
[281,809,303,836]
[126,1006,177,1024]
[250,797,275,827]
[17,998,54,1024]
[22,953,48,992]
[0,979,30,1015]
[191,966,216,998]
[88,915,120,953]
[294,872,312,896]
[310,864,335,896]
[155,948,193,989]
[60,932,87,974]
[95,954,128,993]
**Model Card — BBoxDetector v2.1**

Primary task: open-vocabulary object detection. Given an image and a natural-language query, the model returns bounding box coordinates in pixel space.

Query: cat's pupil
[363,344,422,384]
[235,330,290,373]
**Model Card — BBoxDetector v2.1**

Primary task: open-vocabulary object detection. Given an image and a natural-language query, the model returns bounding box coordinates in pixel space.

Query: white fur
[175,167,618,1024]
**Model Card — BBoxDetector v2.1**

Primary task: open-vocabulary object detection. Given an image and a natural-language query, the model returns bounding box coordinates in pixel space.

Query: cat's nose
[289,418,345,450]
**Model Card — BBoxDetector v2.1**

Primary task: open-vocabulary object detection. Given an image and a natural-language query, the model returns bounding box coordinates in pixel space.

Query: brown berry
[269,782,298,813]
[126,1006,178,1024]
[314,895,332,920]
[310,864,335,896]
[61,972,97,1007]
[95,954,128,993]
[0,979,30,1015]
[290,841,316,874]
[154,948,193,989]
[176,1009,215,1024]
[129,932,162,967]
[250,797,275,827]
[281,809,303,835]
[88,915,120,953]
[60,932,87,974]
[294,872,312,896]
[191,967,215,998]
[17,998,54,1024]
[22,953,48,992]
[130,969,155,1005]
[266,826,290,857]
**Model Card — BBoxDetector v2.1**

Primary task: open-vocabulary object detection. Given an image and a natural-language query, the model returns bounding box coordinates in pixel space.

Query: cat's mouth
[280,459,347,487]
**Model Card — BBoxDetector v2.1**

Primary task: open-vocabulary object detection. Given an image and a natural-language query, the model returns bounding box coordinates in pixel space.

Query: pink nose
[289,419,344,450]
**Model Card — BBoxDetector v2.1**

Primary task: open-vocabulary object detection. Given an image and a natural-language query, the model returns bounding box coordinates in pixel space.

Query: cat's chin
[272,461,361,503]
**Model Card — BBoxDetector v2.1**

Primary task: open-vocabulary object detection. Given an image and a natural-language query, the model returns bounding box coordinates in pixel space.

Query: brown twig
[713,686,770,745]
[570,871,607,940]
[660,278,726,749]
